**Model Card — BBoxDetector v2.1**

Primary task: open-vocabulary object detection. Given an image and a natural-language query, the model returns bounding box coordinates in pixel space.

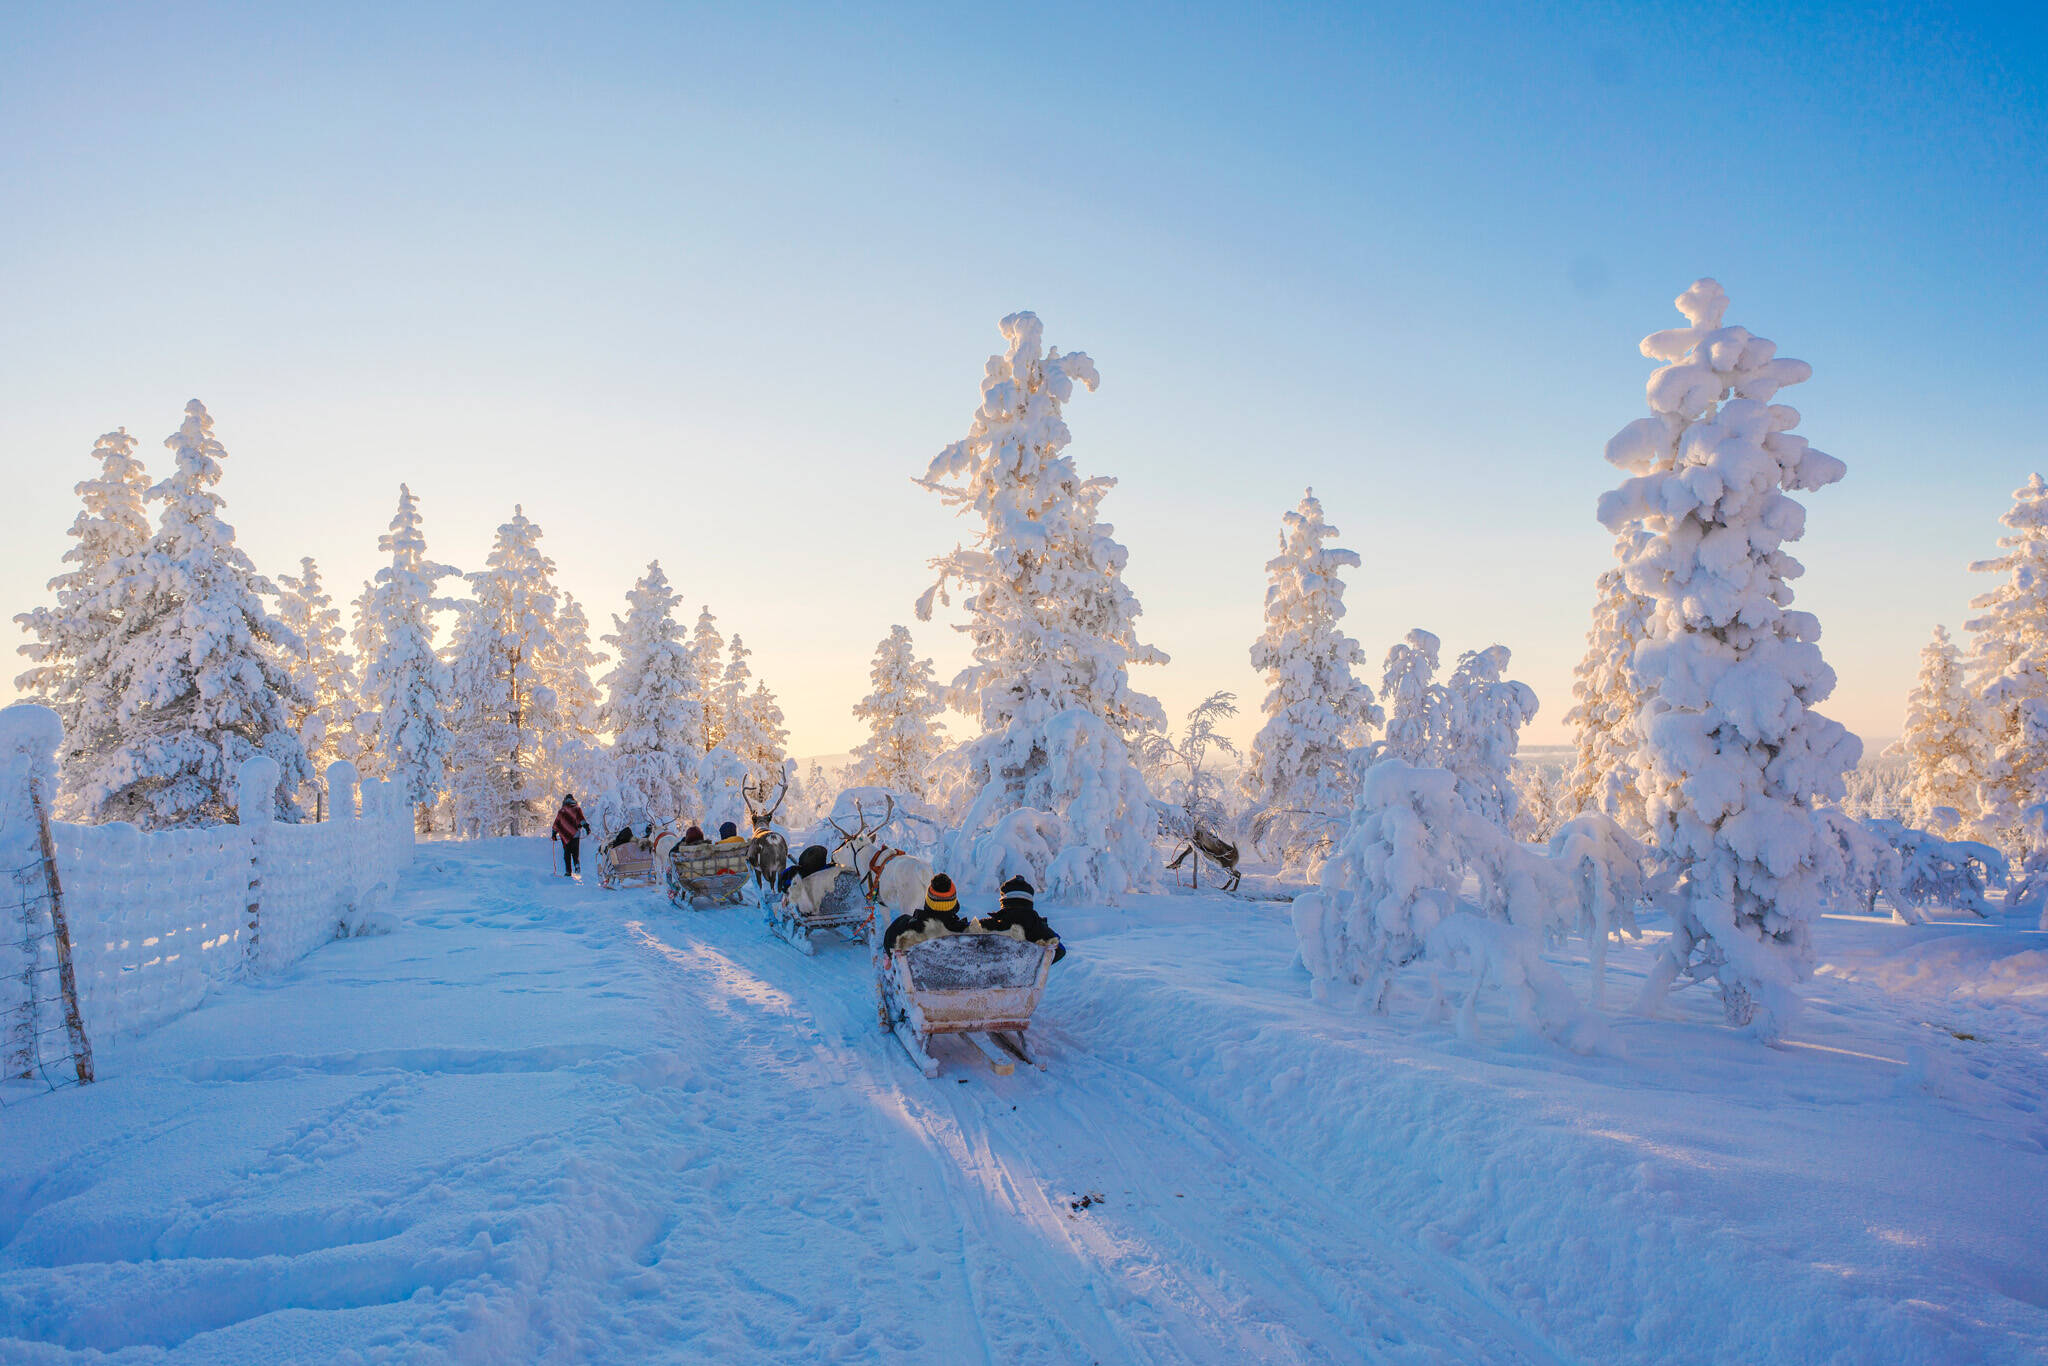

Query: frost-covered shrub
[1860,817,2006,921]
[1292,760,1648,1045]
[1563,554,1654,835]
[1598,279,1859,1042]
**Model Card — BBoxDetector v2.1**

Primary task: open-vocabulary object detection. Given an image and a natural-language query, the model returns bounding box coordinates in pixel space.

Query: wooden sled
[666,841,751,909]
[600,827,676,889]
[878,934,1053,1077]
[768,869,871,955]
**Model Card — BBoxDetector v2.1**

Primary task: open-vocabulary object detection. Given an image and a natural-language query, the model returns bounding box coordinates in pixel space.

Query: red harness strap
[864,846,905,904]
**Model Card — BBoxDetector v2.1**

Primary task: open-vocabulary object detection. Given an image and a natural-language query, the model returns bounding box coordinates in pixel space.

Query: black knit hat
[719,821,738,839]
[1000,875,1034,907]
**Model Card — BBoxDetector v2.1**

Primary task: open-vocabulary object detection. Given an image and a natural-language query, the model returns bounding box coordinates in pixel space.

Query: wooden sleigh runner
[877,933,1054,1077]
[767,869,871,954]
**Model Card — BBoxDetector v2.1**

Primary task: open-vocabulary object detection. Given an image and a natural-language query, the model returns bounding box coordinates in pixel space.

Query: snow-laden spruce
[357,485,458,830]
[1242,489,1380,869]
[12,428,155,807]
[917,312,1167,899]
[548,591,609,802]
[276,557,363,816]
[1563,547,1655,836]
[599,561,703,827]
[715,634,787,790]
[1965,474,2048,856]
[446,507,569,837]
[1375,630,1440,768]
[1892,625,1984,830]
[1433,645,1540,836]
[692,607,727,751]
[77,402,310,826]
[847,625,949,798]
[1598,278,1859,1041]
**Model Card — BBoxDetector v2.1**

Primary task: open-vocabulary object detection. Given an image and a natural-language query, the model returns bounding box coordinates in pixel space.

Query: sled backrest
[670,843,749,878]
[903,933,1049,993]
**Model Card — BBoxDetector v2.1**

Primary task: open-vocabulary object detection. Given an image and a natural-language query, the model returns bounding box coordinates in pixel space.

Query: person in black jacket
[973,876,1065,962]
[882,874,970,953]
[779,843,833,896]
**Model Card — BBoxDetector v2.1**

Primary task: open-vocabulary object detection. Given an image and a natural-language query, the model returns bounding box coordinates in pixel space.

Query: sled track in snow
[622,901,1571,1365]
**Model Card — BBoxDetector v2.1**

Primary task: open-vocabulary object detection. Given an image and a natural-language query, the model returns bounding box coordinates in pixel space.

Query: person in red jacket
[551,794,590,877]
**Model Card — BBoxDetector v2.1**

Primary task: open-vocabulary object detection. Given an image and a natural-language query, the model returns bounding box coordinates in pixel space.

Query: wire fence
[2,858,93,1108]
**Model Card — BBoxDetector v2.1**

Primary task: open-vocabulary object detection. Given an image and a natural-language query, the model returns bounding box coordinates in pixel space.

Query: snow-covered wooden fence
[2,704,414,1087]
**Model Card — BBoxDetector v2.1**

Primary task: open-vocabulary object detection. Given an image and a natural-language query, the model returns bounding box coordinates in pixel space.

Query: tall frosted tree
[446,507,565,837]
[358,485,458,829]
[547,590,608,800]
[82,401,309,826]
[1966,474,2048,854]
[1563,547,1655,835]
[715,635,785,789]
[692,606,727,751]
[1374,629,1441,768]
[13,428,155,803]
[917,311,1168,898]
[1434,645,1539,835]
[1893,625,1983,829]
[1242,489,1380,866]
[276,556,363,815]
[848,624,949,797]
[600,560,703,825]
[1598,279,1858,1041]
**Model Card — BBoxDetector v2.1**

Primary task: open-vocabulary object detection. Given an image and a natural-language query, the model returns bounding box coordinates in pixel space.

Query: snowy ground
[3,841,2045,1364]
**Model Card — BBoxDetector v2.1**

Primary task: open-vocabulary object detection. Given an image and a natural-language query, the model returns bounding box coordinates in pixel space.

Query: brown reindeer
[742,775,790,892]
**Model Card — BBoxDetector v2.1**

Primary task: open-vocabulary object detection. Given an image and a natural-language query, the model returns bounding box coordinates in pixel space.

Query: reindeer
[1159,802,1243,892]
[826,796,933,917]
[742,774,790,893]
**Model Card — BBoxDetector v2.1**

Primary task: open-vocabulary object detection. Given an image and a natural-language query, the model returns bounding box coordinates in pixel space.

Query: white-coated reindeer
[826,796,934,919]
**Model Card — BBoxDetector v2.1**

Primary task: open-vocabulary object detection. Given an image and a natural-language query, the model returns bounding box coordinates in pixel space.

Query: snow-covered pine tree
[1562,549,1655,834]
[546,590,608,800]
[1966,474,2048,855]
[276,557,363,817]
[1892,625,1984,829]
[847,624,949,797]
[445,507,565,837]
[81,401,310,826]
[1242,489,1381,868]
[13,428,155,802]
[692,607,726,751]
[599,560,703,826]
[1599,279,1859,1041]
[358,485,458,830]
[740,682,788,791]
[1433,645,1539,835]
[1373,629,1441,768]
[917,311,1168,899]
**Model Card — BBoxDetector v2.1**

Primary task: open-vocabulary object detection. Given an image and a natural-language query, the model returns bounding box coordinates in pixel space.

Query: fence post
[234,755,280,972]
[1,703,92,1086]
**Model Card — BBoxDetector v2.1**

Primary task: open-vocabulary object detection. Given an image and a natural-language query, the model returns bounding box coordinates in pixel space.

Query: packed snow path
[4,841,2046,1363]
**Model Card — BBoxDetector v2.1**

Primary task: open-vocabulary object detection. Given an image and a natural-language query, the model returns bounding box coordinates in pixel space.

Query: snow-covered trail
[617,894,1561,1366]
[5,838,2046,1364]
[0,840,1558,1364]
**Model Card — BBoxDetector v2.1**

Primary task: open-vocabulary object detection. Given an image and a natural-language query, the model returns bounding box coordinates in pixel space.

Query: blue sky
[3,2,2043,753]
